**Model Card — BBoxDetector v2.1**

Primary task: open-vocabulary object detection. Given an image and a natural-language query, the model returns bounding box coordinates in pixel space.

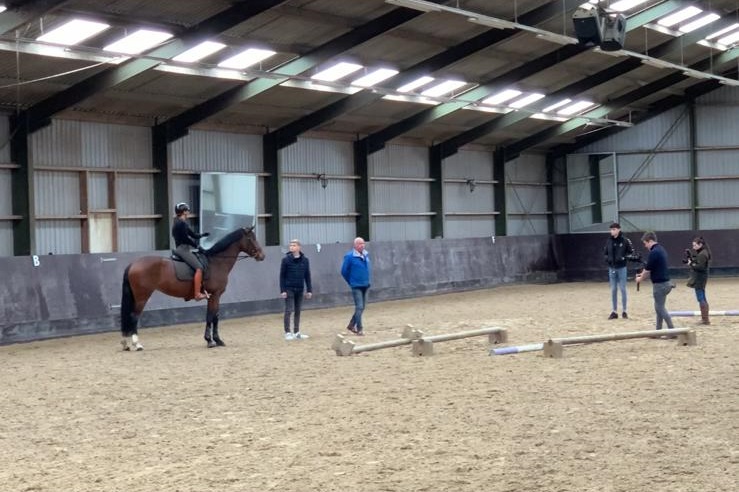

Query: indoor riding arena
[1,1,738,492]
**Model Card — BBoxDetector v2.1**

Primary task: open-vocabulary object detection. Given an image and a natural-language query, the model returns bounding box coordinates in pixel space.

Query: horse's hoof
[134,344,144,351]
[214,339,226,347]
[207,341,217,348]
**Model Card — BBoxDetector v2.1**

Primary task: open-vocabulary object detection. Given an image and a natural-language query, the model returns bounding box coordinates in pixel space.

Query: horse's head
[240,227,265,261]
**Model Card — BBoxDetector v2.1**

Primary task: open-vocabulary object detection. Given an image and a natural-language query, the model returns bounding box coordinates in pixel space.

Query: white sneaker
[294,332,309,340]
[284,332,294,340]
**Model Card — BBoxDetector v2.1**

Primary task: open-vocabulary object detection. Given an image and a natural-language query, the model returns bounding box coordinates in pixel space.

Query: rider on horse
[172,202,210,301]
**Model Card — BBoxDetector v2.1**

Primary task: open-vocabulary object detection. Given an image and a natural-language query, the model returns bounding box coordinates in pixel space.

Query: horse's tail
[121,265,137,336]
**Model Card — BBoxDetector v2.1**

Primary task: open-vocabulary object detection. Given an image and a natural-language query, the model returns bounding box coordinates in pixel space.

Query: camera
[682,248,692,264]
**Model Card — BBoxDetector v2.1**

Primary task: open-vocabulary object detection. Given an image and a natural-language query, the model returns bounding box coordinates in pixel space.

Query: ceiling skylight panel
[482,89,522,105]
[678,13,720,33]
[557,100,596,115]
[509,93,545,108]
[311,62,363,81]
[397,76,434,92]
[351,68,399,87]
[217,48,276,69]
[37,19,110,46]
[103,29,173,54]
[173,41,227,63]
[657,6,702,28]
[421,80,466,97]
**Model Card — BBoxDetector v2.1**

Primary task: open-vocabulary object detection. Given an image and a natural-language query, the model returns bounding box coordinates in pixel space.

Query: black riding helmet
[174,202,190,215]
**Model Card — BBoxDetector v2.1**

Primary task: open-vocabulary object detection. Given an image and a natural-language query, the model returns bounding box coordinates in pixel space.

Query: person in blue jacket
[341,237,371,335]
[279,239,313,340]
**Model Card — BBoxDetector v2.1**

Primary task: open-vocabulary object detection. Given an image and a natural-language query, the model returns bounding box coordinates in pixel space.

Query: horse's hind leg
[212,312,225,347]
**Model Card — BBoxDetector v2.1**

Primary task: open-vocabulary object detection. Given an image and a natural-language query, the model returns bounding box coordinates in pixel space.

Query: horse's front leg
[203,297,220,348]
[210,296,225,347]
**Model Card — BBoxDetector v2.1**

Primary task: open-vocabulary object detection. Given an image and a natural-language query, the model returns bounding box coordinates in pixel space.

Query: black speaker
[572,7,604,47]
[600,13,627,51]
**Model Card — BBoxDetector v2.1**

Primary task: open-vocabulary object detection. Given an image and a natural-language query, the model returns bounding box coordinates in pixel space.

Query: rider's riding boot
[699,302,710,325]
[193,268,209,301]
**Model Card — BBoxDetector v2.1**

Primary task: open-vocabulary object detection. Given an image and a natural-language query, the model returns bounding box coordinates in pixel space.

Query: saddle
[171,249,210,281]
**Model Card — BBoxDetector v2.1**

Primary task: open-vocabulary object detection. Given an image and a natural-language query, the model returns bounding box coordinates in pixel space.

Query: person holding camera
[635,231,675,331]
[603,222,634,319]
[685,236,712,325]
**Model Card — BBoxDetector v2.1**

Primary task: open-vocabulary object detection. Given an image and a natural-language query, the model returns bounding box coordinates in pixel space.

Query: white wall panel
[698,210,739,230]
[0,168,11,213]
[697,181,739,208]
[696,84,739,104]
[369,144,428,177]
[371,217,430,241]
[508,217,548,236]
[620,212,691,232]
[118,219,156,253]
[88,172,110,210]
[445,182,494,213]
[116,174,154,216]
[615,152,690,181]
[283,217,355,245]
[0,221,12,256]
[444,149,493,179]
[695,105,739,147]
[36,220,81,255]
[170,130,262,172]
[281,178,354,215]
[31,120,151,169]
[371,181,430,212]
[696,150,739,176]
[580,106,689,153]
[0,115,10,162]
[34,171,80,216]
[445,217,495,238]
[619,181,691,210]
[281,138,353,175]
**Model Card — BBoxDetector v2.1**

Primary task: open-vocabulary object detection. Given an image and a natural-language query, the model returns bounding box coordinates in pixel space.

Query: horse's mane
[204,228,244,256]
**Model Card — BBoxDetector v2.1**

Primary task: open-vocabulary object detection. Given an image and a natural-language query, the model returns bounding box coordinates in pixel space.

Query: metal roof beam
[506,47,739,157]
[433,1,701,158]
[16,0,286,134]
[369,0,687,155]
[159,7,425,143]
[269,0,586,149]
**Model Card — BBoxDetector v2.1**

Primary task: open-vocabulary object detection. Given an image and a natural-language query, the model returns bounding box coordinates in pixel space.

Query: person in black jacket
[280,239,313,340]
[604,222,634,319]
[172,202,209,301]
[686,236,712,325]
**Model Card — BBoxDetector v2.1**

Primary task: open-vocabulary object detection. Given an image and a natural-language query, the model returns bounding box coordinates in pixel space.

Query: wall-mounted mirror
[566,152,618,232]
[199,172,257,249]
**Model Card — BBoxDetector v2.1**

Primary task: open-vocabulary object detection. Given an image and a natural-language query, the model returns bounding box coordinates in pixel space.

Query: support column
[353,139,371,240]
[429,145,444,239]
[9,117,33,256]
[688,98,699,230]
[151,126,172,250]
[263,133,281,246]
[588,154,603,225]
[493,147,507,237]
[545,153,556,234]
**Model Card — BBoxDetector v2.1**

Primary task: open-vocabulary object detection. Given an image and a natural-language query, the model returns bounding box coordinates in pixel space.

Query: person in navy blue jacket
[280,239,312,340]
[341,237,371,335]
[635,231,675,331]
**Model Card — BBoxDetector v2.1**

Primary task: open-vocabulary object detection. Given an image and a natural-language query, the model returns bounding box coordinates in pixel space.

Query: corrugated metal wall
[551,156,568,234]
[506,153,549,236]
[369,144,431,240]
[280,138,355,245]
[171,129,266,244]
[444,149,496,238]
[575,86,739,231]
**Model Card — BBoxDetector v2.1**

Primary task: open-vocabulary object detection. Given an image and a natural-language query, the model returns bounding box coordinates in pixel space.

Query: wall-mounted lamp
[465,178,476,193]
[316,173,328,189]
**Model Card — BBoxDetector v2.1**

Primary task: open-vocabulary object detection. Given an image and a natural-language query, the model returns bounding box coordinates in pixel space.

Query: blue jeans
[653,281,674,330]
[350,287,368,332]
[608,266,628,312]
[694,288,707,304]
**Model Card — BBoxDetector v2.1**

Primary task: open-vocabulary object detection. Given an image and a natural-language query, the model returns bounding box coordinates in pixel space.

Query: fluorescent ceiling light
[542,99,572,113]
[104,29,173,54]
[657,6,702,28]
[482,89,522,105]
[385,0,442,13]
[467,16,516,30]
[678,13,720,33]
[173,41,226,63]
[217,47,275,69]
[509,93,545,109]
[397,76,434,92]
[311,62,363,82]
[718,30,739,47]
[609,0,650,12]
[351,68,399,87]
[705,23,739,40]
[421,80,466,97]
[557,101,596,115]
[37,19,110,46]
[0,6,6,14]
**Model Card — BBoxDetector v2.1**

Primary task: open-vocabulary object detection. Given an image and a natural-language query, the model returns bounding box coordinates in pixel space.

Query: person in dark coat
[280,239,313,340]
[636,231,675,331]
[686,236,712,325]
[172,202,209,301]
[604,222,634,319]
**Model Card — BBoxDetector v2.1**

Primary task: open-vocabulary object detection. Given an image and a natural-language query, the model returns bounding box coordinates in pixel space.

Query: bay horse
[120,226,265,350]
